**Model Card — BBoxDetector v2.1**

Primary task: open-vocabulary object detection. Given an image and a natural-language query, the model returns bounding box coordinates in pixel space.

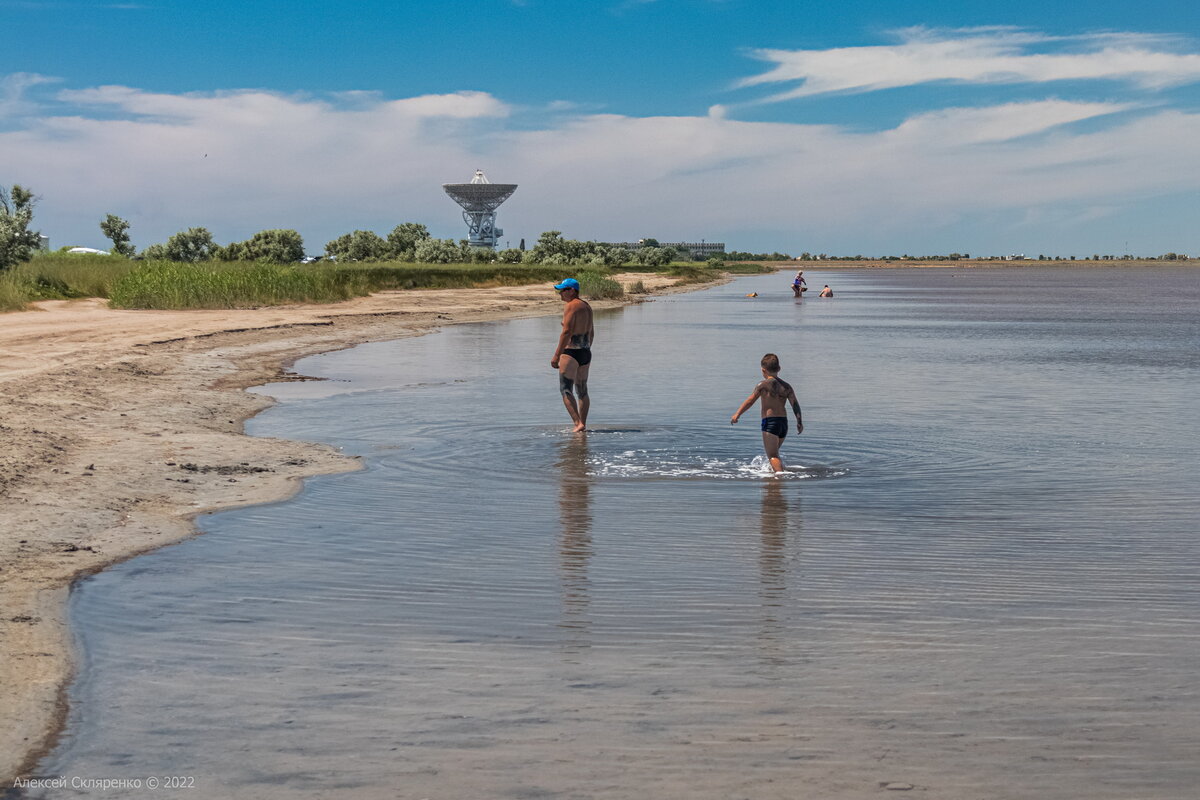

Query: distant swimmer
[819,285,833,297]
[792,270,807,297]
[551,278,594,433]
[730,353,803,474]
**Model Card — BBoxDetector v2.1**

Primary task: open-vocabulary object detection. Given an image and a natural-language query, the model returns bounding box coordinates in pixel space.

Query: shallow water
[28,268,1200,798]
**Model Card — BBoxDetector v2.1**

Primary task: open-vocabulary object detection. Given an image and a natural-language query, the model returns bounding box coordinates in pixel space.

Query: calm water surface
[29,268,1200,799]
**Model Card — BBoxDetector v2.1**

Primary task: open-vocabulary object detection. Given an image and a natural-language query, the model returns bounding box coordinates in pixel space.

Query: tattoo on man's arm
[791,400,802,421]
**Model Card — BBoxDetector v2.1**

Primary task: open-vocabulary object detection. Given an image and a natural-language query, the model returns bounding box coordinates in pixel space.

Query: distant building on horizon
[38,234,50,251]
[604,240,726,258]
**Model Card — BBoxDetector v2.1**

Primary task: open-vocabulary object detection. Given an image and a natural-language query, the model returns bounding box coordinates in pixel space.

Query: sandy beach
[0,272,710,783]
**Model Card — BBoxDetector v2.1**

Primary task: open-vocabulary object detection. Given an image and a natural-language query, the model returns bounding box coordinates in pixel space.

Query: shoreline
[762,258,1197,269]
[0,272,726,783]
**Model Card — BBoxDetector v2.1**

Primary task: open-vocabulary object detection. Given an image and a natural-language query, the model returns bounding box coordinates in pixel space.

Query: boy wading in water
[730,353,803,473]
[551,278,594,433]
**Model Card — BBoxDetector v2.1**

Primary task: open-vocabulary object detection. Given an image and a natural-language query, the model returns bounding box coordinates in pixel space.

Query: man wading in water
[551,278,594,433]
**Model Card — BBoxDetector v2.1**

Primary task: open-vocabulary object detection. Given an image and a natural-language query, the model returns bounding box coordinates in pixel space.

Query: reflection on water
[29,267,1200,799]
[756,480,793,666]
[557,434,593,651]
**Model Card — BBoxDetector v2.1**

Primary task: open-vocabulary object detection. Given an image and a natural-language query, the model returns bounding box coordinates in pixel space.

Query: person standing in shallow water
[730,353,803,473]
[792,270,807,297]
[551,278,594,433]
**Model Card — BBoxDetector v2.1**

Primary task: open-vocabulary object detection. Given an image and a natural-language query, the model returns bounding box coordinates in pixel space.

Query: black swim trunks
[561,347,592,366]
[761,416,788,439]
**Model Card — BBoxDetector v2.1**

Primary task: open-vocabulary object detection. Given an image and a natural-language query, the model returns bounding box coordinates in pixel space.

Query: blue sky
[4,0,1200,255]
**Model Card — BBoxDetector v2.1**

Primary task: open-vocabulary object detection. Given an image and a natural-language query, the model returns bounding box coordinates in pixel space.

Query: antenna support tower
[442,170,517,249]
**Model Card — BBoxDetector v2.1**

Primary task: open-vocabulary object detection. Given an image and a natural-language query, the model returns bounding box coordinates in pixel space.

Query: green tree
[0,184,40,270]
[325,230,388,261]
[235,229,304,262]
[386,222,431,260]
[530,230,567,261]
[607,246,633,266]
[590,245,631,267]
[159,227,216,262]
[635,246,675,267]
[99,214,135,257]
[413,237,466,264]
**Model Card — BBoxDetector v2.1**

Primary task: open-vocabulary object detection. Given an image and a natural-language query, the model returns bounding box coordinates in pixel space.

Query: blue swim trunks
[761,416,788,439]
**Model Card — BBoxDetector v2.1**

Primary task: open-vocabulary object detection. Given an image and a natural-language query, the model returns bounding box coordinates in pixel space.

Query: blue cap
[554,278,580,291]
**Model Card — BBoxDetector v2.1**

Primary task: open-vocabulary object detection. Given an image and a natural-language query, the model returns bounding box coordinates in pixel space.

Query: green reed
[1,255,730,311]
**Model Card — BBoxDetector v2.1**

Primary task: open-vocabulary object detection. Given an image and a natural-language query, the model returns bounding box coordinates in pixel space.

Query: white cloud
[3,80,1199,253]
[890,99,1133,144]
[0,72,59,118]
[739,27,1200,101]
[56,86,509,123]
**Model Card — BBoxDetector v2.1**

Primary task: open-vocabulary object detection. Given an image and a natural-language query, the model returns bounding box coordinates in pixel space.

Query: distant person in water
[792,270,807,297]
[730,353,803,473]
[819,285,833,297]
[551,278,594,433]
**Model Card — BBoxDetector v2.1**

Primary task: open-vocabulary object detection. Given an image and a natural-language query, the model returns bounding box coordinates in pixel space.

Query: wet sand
[0,272,704,784]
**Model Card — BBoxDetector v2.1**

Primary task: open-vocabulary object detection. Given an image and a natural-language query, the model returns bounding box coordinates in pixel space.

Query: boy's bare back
[754,376,795,418]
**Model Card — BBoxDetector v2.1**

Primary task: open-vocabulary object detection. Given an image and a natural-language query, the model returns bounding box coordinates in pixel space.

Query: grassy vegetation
[0,253,136,310]
[576,270,624,299]
[326,262,567,292]
[0,275,35,312]
[0,254,769,311]
[721,262,778,274]
[644,260,772,285]
[108,261,362,309]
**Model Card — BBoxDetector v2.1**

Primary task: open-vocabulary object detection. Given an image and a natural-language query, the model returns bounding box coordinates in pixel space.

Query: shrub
[577,270,624,300]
